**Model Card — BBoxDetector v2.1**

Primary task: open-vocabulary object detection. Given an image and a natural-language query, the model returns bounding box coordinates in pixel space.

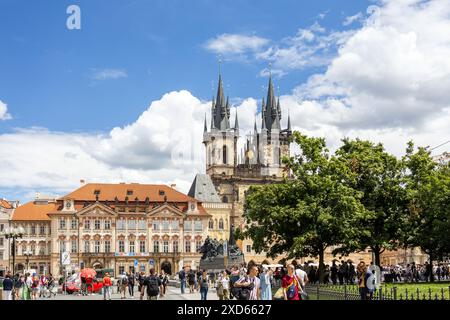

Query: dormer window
[127,190,133,196]
[94,190,101,195]
[159,190,165,196]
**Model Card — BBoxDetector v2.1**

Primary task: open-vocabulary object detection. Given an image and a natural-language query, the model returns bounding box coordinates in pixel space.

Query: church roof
[188,174,221,203]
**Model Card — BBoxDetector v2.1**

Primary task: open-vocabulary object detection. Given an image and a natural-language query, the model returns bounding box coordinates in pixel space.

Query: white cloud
[90,68,128,80]
[343,12,364,26]
[0,100,12,120]
[204,34,269,59]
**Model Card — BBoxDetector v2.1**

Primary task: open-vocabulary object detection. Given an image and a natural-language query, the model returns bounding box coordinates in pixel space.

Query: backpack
[146,276,160,296]
[286,276,298,300]
[234,277,254,300]
[121,277,128,286]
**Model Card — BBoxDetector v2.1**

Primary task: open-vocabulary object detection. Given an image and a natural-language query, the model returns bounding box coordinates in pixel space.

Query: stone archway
[161,261,172,275]
[92,261,103,270]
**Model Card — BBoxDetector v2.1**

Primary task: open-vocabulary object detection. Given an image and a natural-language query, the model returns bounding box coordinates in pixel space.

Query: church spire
[287,110,292,132]
[234,109,239,130]
[261,97,267,131]
[204,113,208,133]
[211,97,216,130]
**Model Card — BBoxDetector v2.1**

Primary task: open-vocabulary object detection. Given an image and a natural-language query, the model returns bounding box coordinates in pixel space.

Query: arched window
[222,196,228,203]
[208,219,214,229]
[223,145,227,165]
[219,219,224,230]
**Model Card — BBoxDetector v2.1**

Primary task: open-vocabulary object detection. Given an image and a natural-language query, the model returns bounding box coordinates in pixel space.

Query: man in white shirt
[295,267,309,290]
[368,261,381,293]
[235,265,260,300]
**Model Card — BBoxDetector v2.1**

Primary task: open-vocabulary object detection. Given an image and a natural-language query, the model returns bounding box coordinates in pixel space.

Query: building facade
[11,183,212,277]
[0,199,17,276]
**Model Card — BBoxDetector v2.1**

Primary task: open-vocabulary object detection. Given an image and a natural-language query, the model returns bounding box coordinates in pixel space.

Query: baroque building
[0,199,17,276]
[10,183,212,276]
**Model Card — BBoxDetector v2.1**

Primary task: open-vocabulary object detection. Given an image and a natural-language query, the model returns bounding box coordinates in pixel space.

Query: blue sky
[1,0,449,204]
[0,0,370,133]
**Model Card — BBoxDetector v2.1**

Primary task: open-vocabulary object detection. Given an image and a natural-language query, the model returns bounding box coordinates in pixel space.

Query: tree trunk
[318,249,325,283]
[429,253,434,282]
[373,248,381,267]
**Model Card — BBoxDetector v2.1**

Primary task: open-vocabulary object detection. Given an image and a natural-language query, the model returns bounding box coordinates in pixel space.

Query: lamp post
[1,226,25,300]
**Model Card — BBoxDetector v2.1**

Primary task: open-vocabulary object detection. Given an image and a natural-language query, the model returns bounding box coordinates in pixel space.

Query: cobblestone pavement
[30,285,219,301]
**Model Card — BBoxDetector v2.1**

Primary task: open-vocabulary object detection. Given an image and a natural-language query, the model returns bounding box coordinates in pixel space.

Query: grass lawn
[381,282,450,299]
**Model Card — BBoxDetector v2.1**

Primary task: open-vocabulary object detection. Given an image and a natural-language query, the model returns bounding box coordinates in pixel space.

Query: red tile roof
[0,199,13,209]
[11,201,54,221]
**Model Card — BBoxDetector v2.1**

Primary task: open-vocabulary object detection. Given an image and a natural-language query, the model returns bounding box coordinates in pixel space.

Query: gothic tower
[203,73,239,178]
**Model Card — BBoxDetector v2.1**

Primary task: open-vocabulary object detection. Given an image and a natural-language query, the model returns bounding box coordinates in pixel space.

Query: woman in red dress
[282,264,302,301]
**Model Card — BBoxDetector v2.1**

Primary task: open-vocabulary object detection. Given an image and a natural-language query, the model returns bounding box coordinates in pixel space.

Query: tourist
[218,270,230,300]
[196,269,202,293]
[282,264,302,301]
[338,261,346,285]
[160,270,169,296]
[14,273,23,300]
[102,272,112,300]
[22,273,32,300]
[31,275,40,300]
[199,269,209,300]
[138,271,146,300]
[119,272,128,299]
[144,268,163,300]
[127,272,135,297]
[38,275,47,298]
[295,266,309,292]
[179,267,186,294]
[234,265,261,300]
[260,266,273,300]
[229,266,240,299]
[188,269,196,293]
[2,272,13,300]
[357,262,372,300]
[330,261,338,285]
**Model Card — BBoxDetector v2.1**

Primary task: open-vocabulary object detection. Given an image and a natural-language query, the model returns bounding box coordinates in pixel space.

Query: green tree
[333,139,408,267]
[404,143,450,281]
[240,132,365,282]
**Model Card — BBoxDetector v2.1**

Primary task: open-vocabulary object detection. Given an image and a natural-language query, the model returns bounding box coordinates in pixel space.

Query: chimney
[80,179,86,185]
[35,192,41,200]
[170,184,177,189]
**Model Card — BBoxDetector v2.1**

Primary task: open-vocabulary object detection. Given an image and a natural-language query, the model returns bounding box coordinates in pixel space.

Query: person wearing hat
[102,272,112,300]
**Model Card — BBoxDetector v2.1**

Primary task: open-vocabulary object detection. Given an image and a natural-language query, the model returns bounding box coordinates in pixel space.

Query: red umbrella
[80,268,97,278]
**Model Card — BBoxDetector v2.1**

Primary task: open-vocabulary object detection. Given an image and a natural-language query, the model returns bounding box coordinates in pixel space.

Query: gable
[147,204,186,218]
[75,203,118,218]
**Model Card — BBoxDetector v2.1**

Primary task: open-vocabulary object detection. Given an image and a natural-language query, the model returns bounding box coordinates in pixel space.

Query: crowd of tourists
[1,271,57,300]
[113,268,170,300]
[177,263,308,301]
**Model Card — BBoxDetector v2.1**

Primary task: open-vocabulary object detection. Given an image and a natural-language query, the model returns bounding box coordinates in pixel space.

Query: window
[104,220,111,230]
[172,220,179,231]
[117,219,125,230]
[140,264,146,273]
[219,219,224,230]
[84,241,90,253]
[185,241,191,253]
[71,240,77,253]
[94,241,100,253]
[59,241,65,253]
[173,241,179,253]
[94,220,101,230]
[0,238,3,246]
[39,225,45,235]
[223,145,227,164]
[127,190,133,196]
[183,220,192,231]
[138,220,146,230]
[59,219,66,230]
[139,241,146,253]
[0,224,3,232]
[104,241,111,253]
[128,220,136,230]
[39,244,45,255]
[196,240,202,252]
[119,266,125,275]
[153,241,159,253]
[84,220,90,230]
[194,220,202,232]
[246,245,252,253]
[71,219,77,230]
[153,220,159,231]
[208,219,214,229]
[129,241,135,253]
[0,250,3,260]
[162,220,169,231]
[163,241,169,253]
[118,240,125,253]
[30,225,36,235]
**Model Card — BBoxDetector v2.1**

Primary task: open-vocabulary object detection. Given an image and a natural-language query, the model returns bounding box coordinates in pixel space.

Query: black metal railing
[306,284,450,301]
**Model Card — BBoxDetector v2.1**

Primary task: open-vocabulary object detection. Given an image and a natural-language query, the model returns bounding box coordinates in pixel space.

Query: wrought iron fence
[305,284,450,301]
